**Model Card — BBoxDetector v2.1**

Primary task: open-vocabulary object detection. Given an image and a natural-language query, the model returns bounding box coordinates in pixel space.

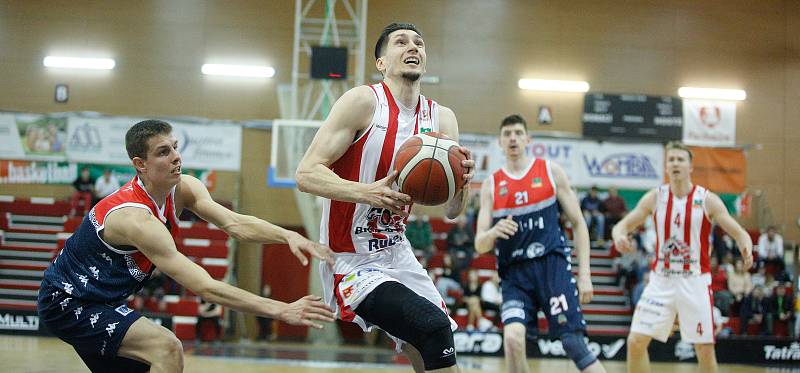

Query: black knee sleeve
[355,281,456,370]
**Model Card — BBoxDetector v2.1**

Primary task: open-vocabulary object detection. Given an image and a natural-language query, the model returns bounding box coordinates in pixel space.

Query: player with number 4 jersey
[612,141,753,373]
[475,115,606,373]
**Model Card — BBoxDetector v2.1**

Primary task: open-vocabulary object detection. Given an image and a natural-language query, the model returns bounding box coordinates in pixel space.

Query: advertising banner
[16,114,68,161]
[0,114,26,159]
[455,331,800,366]
[686,146,746,193]
[1,113,242,172]
[682,99,736,147]
[458,133,663,189]
[0,160,77,184]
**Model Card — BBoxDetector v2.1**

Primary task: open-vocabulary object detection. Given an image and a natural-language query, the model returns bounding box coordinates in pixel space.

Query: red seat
[470,255,496,270]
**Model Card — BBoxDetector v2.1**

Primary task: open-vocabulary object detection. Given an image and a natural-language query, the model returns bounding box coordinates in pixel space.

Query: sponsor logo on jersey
[355,208,405,240]
[499,187,508,197]
[115,305,133,316]
[532,177,542,188]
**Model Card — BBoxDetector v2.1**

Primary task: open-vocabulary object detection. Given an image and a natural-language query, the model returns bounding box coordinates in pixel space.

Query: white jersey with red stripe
[651,184,712,277]
[319,81,438,254]
[317,83,456,349]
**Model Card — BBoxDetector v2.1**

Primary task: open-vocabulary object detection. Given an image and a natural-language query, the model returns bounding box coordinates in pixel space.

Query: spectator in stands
[480,272,502,316]
[435,253,462,310]
[256,284,274,341]
[752,266,769,290]
[196,298,223,343]
[710,256,733,315]
[406,213,435,260]
[602,187,627,240]
[613,239,641,290]
[727,258,753,307]
[631,271,650,307]
[758,225,785,272]
[463,269,488,331]
[766,282,794,336]
[639,218,657,254]
[447,215,475,278]
[715,232,740,262]
[712,306,731,338]
[69,167,95,216]
[739,285,769,335]
[794,288,800,338]
[580,186,605,242]
[720,251,735,277]
[94,168,121,205]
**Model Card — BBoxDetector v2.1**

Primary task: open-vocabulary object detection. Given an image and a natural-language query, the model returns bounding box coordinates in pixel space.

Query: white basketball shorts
[630,273,715,344]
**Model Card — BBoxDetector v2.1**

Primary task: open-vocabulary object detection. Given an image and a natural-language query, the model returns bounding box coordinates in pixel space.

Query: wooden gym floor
[0,336,788,373]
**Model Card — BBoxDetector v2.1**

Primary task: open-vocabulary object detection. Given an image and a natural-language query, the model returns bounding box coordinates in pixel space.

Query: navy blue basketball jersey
[41,176,179,303]
[490,158,569,275]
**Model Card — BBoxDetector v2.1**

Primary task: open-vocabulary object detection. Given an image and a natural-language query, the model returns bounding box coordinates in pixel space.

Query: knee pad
[355,281,456,370]
[561,331,597,370]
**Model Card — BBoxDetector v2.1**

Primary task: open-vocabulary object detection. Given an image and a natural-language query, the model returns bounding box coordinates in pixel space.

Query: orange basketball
[394,132,467,206]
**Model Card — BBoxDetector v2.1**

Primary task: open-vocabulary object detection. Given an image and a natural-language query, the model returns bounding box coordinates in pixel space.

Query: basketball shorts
[500,253,587,338]
[320,245,457,351]
[37,279,144,370]
[630,273,715,344]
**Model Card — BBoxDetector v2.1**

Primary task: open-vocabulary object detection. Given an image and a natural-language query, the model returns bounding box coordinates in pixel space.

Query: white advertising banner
[458,133,663,189]
[66,116,135,165]
[682,99,736,147]
[0,114,26,159]
[576,141,664,189]
[64,117,243,171]
[171,121,242,171]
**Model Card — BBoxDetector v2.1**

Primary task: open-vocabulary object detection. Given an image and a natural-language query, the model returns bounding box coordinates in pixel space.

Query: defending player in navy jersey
[38,119,335,373]
[475,115,606,373]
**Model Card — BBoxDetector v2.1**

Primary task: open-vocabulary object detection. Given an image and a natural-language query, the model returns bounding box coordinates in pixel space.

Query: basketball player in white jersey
[296,23,474,372]
[612,141,753,373]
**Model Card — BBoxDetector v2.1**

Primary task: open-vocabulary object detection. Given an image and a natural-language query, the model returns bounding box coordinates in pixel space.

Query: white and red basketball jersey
[320,82,439,253]
[651,184,712,277]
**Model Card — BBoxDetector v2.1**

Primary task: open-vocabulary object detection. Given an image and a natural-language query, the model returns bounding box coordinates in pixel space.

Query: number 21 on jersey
[514,191,528,205]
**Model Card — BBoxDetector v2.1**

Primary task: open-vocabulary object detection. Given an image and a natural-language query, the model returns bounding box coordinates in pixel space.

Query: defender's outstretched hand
[279,295,335,329]
[286,231,335,266]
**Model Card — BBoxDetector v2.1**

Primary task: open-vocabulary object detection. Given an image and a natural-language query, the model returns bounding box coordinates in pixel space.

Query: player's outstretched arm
[706,192,753,270]
[474,177,517,254]
[611,189,656,254]
[438,106,475,219]
[552,163,593,304]
[179,175,333,266]
[103,207,335,328]
[295,86,410,216]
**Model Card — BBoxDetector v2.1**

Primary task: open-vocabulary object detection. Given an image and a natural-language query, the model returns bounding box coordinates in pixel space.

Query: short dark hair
[665,141,693,161]
[125,120,172,160]
[500,114,527,131]
[374,22,421,60]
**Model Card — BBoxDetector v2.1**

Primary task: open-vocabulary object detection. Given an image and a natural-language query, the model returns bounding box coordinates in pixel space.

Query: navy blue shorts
[38,280,147,372]
[500,253,587,338]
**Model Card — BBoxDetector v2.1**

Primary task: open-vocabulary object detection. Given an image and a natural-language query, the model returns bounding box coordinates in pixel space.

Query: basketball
[394,132,467,206]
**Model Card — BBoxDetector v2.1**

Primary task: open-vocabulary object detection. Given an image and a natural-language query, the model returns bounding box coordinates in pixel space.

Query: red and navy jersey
[42,175,179,303]
[490,158,568,275]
